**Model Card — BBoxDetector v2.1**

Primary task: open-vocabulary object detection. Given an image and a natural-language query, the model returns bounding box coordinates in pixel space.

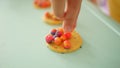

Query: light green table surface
[0,0,120,68]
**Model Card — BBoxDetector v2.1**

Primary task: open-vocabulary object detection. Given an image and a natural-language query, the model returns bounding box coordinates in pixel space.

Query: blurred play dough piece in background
[43,12,62,25]
[34,0,51,9]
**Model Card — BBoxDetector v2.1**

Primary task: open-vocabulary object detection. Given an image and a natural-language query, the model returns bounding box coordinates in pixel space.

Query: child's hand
[51,0,82,33]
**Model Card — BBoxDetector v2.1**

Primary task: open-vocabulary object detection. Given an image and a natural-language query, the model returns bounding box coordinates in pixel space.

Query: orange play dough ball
[60,35,67,41]
[63,40,71,49]
[57,28,64,34]
[54,37,62,45]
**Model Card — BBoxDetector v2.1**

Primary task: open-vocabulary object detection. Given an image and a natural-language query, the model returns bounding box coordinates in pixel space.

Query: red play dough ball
[45,34,54,44]
[45,12,52,18]
[39,1,50,8]
[64,32,72,39]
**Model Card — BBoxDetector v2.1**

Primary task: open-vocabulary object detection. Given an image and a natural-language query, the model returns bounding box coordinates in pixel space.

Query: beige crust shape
[34,4,41,9]
[43,14,62,25]
[47,31,82,54]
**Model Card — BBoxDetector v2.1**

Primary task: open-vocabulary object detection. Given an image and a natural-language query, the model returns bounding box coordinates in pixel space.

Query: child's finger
[50,0,65,19]
[62,19,75,33]
[63,0,82,33]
